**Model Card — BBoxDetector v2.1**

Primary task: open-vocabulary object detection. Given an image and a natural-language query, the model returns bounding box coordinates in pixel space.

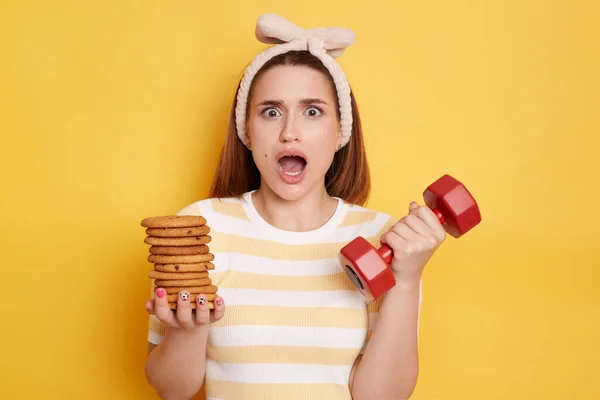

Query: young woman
[144,14,446,400]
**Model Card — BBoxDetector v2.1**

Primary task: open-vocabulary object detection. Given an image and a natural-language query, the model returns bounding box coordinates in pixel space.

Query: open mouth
[278,156,307,176]
[277,154,307,177]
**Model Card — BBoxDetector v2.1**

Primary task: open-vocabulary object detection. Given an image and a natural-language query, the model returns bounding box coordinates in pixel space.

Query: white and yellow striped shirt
[147,191,398,399]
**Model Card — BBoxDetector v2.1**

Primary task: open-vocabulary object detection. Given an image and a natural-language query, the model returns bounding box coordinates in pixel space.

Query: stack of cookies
[141,215,218,310]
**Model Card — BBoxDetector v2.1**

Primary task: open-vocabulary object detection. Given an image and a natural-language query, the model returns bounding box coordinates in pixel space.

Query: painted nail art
[180,291,189,301]
[216,297,223,307]
[198,296,206,305]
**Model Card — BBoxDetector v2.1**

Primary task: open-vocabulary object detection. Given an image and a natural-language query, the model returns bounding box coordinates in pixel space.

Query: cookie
[154,277,212,287]
[144,236,211,246]
[141,215,207,228]
[163,285,219,294]
[168,301,214,310]
[148,270,209,280]
[149,245,209,256]
[145,225,210,238]
[166,293,218,302]
[153,262,214,273]
[148,253,214,264]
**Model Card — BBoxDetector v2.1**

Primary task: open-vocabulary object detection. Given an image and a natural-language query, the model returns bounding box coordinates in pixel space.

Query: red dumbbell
[339,174,482,301]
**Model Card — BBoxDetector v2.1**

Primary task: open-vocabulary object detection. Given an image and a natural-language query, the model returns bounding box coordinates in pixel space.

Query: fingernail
[216,297,223,307]
[180,291,189,301]
[156,289,164,299]
[197,296,206,305]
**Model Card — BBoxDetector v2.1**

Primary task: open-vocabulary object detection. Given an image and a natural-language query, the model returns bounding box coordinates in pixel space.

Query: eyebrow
[257,98,328,107]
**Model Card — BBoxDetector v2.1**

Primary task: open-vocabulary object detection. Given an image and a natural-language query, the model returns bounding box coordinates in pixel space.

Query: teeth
[278,161,304,176]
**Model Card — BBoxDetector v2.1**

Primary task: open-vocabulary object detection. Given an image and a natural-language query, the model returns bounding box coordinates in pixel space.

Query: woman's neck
[251,184,339,232]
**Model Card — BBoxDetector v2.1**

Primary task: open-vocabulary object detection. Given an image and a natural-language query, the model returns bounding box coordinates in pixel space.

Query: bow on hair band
[235,14,356,149]
[255,13,356,58]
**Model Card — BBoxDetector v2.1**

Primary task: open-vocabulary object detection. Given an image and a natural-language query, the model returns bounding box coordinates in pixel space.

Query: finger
[194,295,211,325]
[176,290,196,329]
[145,299,155,315]
[389,223,436,255]
[415,206,447,241]
[381,230,408,245]
[390,221,419,242]
[381,230,409,254]
[154,288,177,326]
[211,296,225,323]
[408,201,419,213]
[405,209,444,248]
[380,231,390,245]
[402,213,432,236]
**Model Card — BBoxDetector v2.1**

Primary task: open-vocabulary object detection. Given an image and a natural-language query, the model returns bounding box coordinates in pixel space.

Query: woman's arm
[351,202,446,399]
[350,277,421,400]
[144,290,226,400]
[145,327,209,400]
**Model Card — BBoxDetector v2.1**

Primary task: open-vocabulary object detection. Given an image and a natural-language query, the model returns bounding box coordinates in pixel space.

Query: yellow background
[1,0,598,399]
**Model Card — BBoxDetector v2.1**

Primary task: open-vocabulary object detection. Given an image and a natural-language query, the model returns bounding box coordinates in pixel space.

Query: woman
[144,14,446,400]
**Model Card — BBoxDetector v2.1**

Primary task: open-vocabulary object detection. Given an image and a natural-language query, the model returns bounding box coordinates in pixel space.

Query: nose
[279,114,299,143]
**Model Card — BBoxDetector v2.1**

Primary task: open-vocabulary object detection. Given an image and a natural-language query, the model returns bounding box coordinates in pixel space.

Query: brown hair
[208,50,370,205]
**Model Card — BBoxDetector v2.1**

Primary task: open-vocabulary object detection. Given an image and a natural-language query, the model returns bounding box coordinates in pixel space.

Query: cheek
[248,121,279,148]
[249,140,271,167]
[305,122,339,160]
[325,118,341,142]
[310,140,337,168]
[306,118,339,140]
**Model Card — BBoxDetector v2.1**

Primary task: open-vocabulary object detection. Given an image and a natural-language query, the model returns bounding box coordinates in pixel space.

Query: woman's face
[247,65,341,202]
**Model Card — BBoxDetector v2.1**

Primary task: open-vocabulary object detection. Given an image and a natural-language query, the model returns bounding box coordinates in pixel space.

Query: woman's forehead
[252,65,335,102]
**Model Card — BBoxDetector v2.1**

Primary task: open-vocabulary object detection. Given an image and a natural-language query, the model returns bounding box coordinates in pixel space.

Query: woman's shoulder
[337,200,399,236]
[175,194,251,222]
[342,200,398,221]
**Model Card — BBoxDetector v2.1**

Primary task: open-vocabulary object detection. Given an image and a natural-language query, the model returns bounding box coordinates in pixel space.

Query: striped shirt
[147,191,398,399]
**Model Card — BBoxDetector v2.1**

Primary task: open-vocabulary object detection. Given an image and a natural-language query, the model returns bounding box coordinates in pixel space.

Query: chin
[261,171,324,202]
[264,179,313,202]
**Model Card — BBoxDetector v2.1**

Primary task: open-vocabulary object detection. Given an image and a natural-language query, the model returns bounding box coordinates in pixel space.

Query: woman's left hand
[380,201,447,282]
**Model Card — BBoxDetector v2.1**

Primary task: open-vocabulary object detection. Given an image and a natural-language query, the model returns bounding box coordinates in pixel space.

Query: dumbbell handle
[376,206,446,265]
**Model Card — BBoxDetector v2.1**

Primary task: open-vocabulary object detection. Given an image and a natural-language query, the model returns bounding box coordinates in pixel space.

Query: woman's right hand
[145,288,225,331]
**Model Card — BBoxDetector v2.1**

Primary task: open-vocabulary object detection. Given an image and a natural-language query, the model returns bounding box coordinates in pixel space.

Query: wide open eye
[306,107,322,117]
[262,107,281,118]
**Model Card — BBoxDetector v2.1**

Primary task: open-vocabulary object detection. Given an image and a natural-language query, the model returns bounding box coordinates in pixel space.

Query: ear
[335,130,343,150]
[245,132,252,150]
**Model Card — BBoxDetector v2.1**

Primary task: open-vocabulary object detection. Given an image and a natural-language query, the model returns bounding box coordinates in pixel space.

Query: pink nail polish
[156,289,164,299]
[216,297,223,307]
